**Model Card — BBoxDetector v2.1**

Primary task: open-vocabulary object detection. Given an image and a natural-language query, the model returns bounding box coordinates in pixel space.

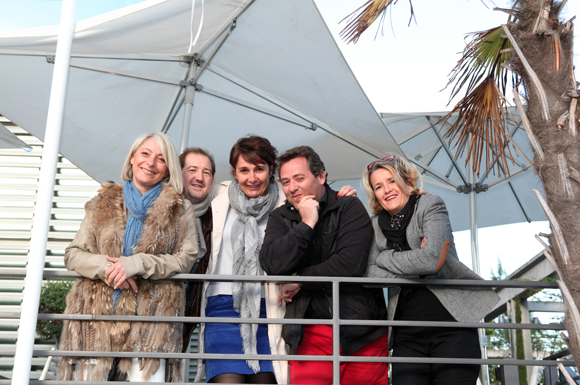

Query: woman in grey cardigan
[363,154,499,385]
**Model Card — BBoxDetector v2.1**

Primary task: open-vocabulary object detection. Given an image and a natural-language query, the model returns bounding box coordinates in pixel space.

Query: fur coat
[57,182,198,382]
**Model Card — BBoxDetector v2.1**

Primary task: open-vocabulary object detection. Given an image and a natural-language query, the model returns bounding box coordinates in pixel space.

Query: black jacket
[260,186,387,355]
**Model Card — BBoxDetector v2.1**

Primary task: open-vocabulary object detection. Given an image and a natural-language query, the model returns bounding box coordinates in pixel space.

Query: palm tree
[342,0,580,370]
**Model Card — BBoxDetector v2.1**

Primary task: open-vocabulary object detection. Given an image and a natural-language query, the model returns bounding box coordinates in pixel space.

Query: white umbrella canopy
[0,0,401,184]
[0,122,31,150]
[382,108,547,231]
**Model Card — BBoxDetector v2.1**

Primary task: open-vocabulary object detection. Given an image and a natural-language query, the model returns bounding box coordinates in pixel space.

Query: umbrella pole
[468,154,480,275]
[469,154,490,385]
[11,1,76,383]
[180,64,196,153]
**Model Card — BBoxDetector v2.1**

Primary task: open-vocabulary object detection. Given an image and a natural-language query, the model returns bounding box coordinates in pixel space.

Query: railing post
[332,280,340,384]
[543,364,558,385]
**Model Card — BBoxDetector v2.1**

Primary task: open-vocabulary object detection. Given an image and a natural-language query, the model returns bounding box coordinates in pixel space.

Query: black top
[287,188,332,320]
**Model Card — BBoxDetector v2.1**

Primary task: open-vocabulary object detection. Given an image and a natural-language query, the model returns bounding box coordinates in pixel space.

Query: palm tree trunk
[508,0,580,364]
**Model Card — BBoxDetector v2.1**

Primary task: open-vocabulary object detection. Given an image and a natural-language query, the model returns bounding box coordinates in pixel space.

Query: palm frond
[446,26,515,102]
[441,77,517,177]
[340,0,402,44]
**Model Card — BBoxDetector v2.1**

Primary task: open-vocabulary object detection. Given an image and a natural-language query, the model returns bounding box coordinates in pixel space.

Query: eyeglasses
[367,154,397,170]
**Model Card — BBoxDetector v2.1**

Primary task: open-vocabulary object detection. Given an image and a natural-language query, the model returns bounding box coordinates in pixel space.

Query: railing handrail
[0,268,560,289]
[0,349,574,367]
[0,312,566,331]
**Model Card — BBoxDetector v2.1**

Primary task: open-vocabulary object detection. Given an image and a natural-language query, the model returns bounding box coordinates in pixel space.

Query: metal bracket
[307,123,318,131]
[181,54,195,64]
[456,183,489,194]
[195,56,206,67]
[46,55,55,64]
[179,79,202,90]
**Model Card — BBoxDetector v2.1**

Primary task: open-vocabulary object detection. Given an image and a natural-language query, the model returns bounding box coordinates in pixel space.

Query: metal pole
[11,1,76,383]
[468,159,479,275]
[332,281,340,384]
[468,149,490,385]
[39,348,56,380]
[179,65,196,153]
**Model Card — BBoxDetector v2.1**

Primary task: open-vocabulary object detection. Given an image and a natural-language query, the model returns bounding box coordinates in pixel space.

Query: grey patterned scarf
[228,180,278,372]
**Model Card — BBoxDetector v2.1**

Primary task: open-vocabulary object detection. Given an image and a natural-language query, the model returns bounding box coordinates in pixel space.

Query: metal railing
[0,268,574,384]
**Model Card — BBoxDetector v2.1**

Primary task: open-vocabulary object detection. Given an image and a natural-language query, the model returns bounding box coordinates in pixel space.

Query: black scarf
[378,195,418,251]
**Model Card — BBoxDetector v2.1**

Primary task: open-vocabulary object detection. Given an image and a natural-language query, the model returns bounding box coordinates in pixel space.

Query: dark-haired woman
[363,154,500,385]
[196,135,285,384]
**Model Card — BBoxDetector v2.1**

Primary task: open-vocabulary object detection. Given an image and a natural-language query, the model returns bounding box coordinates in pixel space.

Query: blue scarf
[112,180,163,309]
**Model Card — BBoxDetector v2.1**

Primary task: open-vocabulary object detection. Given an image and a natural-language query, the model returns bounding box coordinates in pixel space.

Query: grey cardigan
[366,194,500,325]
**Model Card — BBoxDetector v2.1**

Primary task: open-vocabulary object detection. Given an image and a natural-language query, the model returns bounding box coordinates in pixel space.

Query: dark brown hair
[229,135,278,183]
[179,147,216,177]
[277,145,326,179]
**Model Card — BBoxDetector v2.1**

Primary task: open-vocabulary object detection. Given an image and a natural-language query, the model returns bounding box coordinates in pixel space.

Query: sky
[0,0,578,280]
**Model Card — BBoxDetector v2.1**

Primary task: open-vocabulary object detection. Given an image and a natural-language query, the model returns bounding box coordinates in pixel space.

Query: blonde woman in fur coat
[57,133,199,382]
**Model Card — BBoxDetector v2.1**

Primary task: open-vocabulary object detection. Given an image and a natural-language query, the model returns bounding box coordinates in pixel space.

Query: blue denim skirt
[204,295,274,381]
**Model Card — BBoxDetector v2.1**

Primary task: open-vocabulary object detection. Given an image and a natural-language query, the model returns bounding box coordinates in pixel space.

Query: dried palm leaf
[340,0,414,44]
[447,26,515,102]
[340,2,519,176]
[441,77,516,176]
[440,25,522,175]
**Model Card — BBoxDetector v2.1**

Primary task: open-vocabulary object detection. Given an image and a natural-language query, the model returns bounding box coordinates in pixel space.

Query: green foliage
[486,321,511,352]
[514,297,527,385]
[490,259,507,281]
[36,279,73,343]
[527,278,565,355]
[532,326,566,353]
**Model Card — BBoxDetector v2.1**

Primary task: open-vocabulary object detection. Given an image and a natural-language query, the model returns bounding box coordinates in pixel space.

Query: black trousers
[391,326,481,385]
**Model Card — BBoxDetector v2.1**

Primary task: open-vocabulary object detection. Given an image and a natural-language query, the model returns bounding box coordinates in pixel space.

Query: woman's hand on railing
[419,237,449,274]
[278,283,301,306]
[105,256,138,292]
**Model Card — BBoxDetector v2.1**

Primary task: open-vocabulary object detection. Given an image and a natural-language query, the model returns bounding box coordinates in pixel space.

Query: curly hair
[363,154,427,214]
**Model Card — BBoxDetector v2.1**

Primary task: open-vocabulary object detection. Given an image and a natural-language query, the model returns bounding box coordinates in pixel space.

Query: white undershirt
[206,206,268,297]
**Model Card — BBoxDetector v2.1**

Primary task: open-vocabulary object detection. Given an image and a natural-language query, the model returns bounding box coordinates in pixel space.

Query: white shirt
[206,206,268,297]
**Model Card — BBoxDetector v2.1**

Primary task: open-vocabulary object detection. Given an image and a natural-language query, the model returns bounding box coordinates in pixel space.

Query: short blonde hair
[363,154,427,215]
[121,133,183,194]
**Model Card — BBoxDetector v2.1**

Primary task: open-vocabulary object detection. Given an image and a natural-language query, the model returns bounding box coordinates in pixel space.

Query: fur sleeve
[64,210,110,282]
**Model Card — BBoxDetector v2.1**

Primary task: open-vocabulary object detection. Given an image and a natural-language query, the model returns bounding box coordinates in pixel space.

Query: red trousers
[290,325,389,385]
